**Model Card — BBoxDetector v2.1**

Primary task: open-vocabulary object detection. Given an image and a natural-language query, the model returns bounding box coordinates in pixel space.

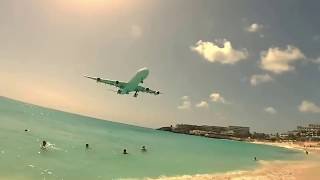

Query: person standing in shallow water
[123,149,128,154]
[85,144,89,149]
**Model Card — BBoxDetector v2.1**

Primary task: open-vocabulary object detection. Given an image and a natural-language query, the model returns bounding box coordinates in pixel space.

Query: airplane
[84,67,161,98]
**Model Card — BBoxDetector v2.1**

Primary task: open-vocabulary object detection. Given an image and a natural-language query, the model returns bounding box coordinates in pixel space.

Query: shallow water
[0,97,303,180]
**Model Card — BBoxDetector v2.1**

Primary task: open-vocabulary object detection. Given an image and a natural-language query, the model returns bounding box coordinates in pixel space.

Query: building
[309,124,320,129]
[251,132,269,140]
[228,126,250,137]
[297,124,320,137]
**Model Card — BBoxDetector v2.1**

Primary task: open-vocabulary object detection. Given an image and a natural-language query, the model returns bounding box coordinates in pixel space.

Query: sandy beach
[149,141,320,180]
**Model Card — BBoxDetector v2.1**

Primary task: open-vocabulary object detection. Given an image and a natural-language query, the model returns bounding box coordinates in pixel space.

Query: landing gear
[133,91,138,98]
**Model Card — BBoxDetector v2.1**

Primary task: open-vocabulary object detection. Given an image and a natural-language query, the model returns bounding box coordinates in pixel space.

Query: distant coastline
[157,124,250,141]
[157,123,320,143]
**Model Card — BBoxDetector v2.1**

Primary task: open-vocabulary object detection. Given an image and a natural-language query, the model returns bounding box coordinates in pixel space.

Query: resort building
[297,124,320,138]
[227,126,250,137]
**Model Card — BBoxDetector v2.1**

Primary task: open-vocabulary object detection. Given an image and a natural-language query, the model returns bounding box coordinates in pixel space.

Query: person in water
[141,146,147,152]
[85,144,89,149]
[41,140,47,150]
[123,149,128,154]
[254,157,257,161]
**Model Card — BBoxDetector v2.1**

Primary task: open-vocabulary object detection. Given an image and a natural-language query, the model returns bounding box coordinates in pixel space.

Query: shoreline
[147,160,320,180]
[147,141,320,180]
[250,140,320,155]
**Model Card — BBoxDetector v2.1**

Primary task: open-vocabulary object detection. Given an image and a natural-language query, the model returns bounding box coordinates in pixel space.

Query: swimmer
[306,151,309,155]
[254,157,257,161]
[141,146,147,152]
[123,149,128,154]
[41,140,47,150]
[24,129,29,132]
[85,144,89,149]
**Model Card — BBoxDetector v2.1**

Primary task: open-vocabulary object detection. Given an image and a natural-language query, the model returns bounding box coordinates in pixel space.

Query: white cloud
[312,57,320,64]
[298,100,320,113]
[264,106,277,114]
[181,96,189,100]
[310,56,320,71]
[250,74,273,86]
[260,45,305,74]
[195,101,209,108]
[246,23,264,33]
[210,93,228,104]
[313,35,320,41]
[130,25,142,39]
[178,96,191,110]
[191,40,248,65]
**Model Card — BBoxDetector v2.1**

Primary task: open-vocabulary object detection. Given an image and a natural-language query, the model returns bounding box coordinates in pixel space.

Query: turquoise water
[0,97,303,180]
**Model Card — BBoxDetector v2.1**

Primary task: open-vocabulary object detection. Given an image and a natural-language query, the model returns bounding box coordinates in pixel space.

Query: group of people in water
[25,129,148,154]
[41,140,147,154]
[122,146,147,154]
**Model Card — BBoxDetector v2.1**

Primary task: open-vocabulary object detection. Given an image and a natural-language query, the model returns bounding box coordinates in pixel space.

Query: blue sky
[0,0,319,133]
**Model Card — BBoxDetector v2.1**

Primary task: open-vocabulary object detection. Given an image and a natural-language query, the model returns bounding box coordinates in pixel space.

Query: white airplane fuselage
[84,67,160,97]
[119,67,149,94]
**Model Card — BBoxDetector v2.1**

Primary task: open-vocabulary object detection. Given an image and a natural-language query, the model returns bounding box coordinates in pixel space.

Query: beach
[149,141,320,180]
[148,160,319,180]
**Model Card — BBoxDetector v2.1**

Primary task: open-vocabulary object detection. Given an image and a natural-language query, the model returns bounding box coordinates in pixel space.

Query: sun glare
[54,0,132,14]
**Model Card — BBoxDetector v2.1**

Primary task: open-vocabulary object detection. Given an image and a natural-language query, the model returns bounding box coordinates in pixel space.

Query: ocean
[0,97,303,180]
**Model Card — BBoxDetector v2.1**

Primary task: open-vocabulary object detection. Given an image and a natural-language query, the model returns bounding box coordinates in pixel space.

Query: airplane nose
[145,69,149,76]
[138,67,149,77]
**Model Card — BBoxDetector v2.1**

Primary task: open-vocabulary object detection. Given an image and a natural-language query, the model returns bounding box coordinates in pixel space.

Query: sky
[0,0,320,133]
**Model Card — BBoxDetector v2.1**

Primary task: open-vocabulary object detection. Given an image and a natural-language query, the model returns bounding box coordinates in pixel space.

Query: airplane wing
[84,76,127,88]
[136,85,161,95]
